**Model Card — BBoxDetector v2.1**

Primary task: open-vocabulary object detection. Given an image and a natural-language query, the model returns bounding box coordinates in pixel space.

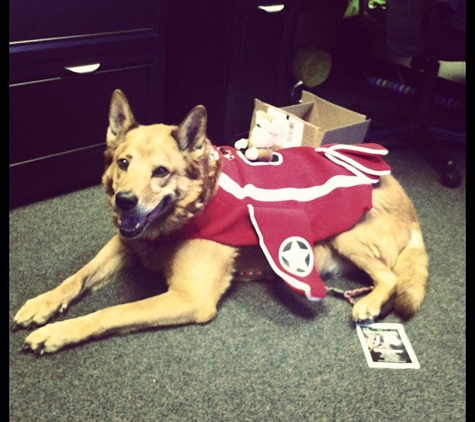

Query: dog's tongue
[119,215,146,238]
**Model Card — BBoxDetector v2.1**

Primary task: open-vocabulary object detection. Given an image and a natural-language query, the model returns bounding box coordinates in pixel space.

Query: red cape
[163,143,391,301]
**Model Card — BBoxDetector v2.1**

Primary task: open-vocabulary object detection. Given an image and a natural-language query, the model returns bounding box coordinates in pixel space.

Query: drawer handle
[65,63,101,74]
[258,4,285,13]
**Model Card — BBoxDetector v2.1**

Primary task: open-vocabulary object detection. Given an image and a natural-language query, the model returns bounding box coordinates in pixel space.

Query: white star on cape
[279,237,313,277]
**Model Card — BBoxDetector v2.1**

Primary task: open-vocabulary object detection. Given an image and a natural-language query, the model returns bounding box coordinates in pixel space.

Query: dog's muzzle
[115,192,172,238]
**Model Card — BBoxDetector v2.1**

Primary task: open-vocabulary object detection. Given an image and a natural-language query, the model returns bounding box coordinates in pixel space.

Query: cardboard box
[249,90,370,148]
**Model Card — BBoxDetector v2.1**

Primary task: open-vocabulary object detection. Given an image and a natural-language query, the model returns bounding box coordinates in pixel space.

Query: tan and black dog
[13,89,429,354]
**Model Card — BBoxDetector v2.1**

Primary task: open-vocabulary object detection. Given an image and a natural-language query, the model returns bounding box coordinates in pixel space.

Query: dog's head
[102,89,222,240]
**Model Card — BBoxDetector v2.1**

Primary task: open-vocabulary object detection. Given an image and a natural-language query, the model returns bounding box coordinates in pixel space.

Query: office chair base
[440,169,462,188]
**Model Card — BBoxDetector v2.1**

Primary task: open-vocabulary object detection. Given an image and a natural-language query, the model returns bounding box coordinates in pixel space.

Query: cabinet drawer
[10,144,106,208]
[10,63,162,165]
[9,48,159,85]
[9,0,161,43]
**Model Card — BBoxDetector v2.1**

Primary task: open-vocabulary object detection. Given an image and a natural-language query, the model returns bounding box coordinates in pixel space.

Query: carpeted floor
[9,144,465,422]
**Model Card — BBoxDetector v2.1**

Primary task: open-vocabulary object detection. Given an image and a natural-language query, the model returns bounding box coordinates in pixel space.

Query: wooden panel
[224,6,295,140]
[9,0,159,43]
[164,0,299,144]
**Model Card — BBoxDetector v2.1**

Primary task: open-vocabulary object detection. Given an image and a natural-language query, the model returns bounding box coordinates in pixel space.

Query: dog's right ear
[107,89,137,146]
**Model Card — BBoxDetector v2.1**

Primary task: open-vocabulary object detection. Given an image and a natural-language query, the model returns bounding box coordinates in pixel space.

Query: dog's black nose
[115,192,138,211]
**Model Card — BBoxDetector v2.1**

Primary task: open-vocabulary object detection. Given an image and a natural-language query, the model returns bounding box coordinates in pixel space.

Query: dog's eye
[152,166,170,178]
[117,158,129,170]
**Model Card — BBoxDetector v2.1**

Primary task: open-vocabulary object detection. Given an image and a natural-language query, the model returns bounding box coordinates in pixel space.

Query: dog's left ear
[174,105,208,151]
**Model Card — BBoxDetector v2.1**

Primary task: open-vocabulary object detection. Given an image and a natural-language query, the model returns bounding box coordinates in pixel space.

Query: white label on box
[267,107,304,148]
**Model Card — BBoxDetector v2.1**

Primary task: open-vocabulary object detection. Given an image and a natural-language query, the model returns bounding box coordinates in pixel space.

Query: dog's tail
[392,223,429,318]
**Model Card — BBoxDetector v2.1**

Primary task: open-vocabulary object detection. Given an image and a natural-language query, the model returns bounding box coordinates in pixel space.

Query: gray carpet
[9,144,466,422]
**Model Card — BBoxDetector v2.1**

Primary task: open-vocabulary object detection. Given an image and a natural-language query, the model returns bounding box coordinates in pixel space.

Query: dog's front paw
[13,292,69,330]
[21,319,82,355]
[352,295,383,322]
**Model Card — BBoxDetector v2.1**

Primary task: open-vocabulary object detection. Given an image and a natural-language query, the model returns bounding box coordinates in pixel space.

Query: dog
[13,89,429,354]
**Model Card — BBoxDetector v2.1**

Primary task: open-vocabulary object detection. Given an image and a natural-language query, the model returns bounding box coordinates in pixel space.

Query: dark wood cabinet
[9,0,168,208]
[10,0,300,207]
[164,0,300,145]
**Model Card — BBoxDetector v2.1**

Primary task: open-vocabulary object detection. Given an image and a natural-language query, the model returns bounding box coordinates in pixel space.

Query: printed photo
[356,323,420,369]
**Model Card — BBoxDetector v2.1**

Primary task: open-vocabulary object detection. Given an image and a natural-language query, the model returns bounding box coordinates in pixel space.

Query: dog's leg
[13,235,135,329]
[329,234,399,322]
[19,240,237,354]
[349,262,398,322]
